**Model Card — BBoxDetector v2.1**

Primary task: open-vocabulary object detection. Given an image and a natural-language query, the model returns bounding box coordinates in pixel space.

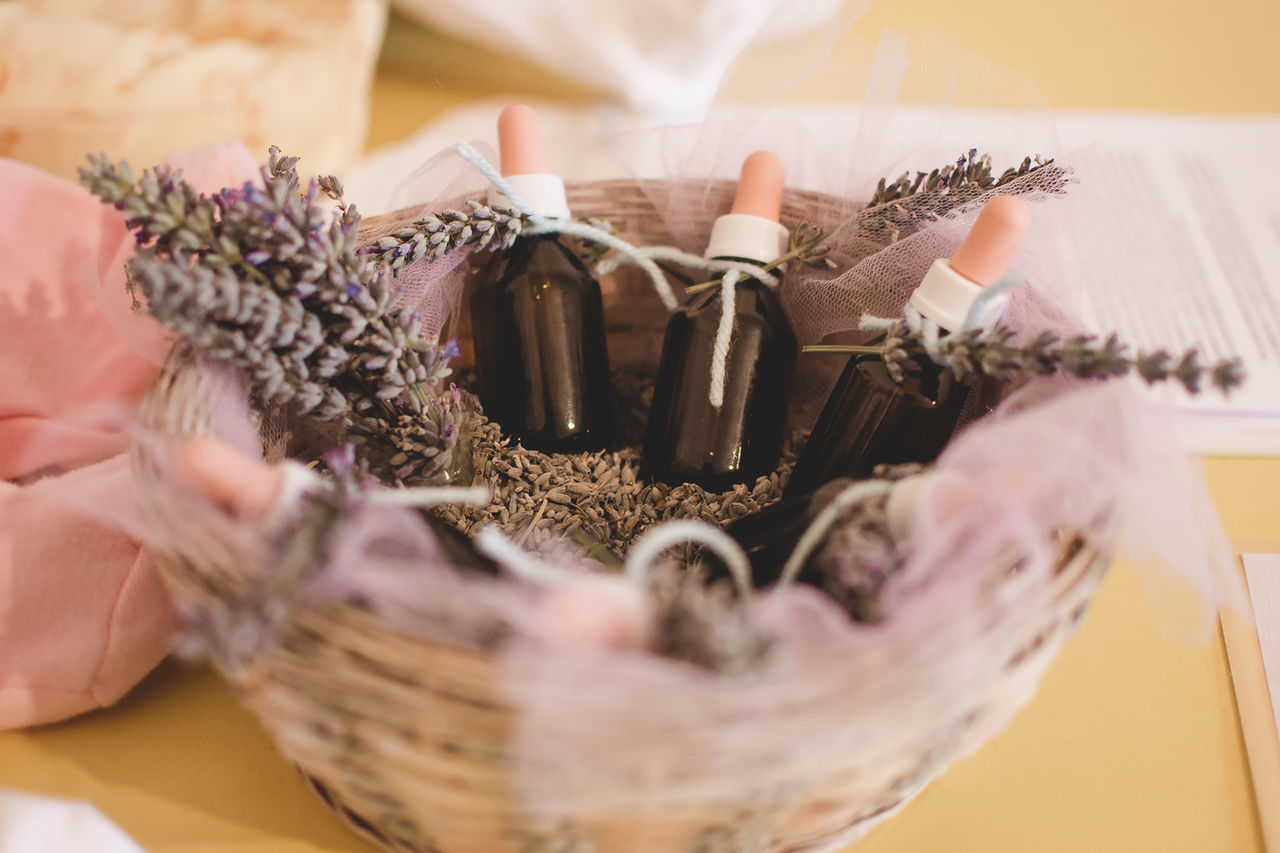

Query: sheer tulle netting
[52,27,1242,852]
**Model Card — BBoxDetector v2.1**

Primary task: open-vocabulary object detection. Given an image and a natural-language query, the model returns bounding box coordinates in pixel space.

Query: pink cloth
[0,144,260,728]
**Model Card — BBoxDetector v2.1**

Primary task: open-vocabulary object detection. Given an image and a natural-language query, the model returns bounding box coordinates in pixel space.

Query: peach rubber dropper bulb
[948,194,1031,287]
[497,104,549,177]
[702,150,789,265]
[175,436,286,521]
[729,150,785,222]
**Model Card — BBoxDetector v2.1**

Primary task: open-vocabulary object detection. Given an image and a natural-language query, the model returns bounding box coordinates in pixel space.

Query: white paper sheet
[1054,115,1280,454]
[0,789,145,852]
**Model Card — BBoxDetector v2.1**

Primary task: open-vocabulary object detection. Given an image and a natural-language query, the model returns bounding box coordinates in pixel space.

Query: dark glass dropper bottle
[730,194,1031,579]
[469,105,611,453]
[644,151,797,491]
[785,194,1031,495]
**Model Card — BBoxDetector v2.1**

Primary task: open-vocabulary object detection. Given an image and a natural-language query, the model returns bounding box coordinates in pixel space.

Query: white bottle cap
[703,213,789,264]
[908,258,1009,333]
[496,172,572,220]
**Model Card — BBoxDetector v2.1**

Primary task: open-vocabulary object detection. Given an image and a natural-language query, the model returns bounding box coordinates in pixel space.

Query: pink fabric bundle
[0,144,259,728]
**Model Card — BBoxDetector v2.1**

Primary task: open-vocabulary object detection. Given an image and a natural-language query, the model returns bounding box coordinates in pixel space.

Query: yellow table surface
[4,1,1280,850]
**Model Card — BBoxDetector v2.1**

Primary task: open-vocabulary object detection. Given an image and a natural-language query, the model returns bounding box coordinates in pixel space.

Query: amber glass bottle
[785,195,1032,497]
[784,344,966,495]
[644,270,796,491]
[470,234,611,453]
[643,150,796,490]
[725,195,1031,587]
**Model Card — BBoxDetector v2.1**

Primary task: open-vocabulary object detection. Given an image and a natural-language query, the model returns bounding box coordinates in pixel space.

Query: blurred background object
[0,0,387,180]
[389,0,846,123]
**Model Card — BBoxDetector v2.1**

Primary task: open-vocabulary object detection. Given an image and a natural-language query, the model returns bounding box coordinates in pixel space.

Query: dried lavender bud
[877,332,910,383]
[1135,350,1173,384]
[1095,333,1131,379]
[316,174,344,201]
[790,221,837,270]
[940,328,981,383]
[969,326,1020,380]
[1173,349,1203,394]
[572,217,617,266]
[1211,358,1246,393]
[1055,335,1096,377]
[1021,330,1059,375]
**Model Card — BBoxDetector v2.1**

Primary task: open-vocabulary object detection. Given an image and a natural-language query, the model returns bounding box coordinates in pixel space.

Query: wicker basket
[136,179,1112,853]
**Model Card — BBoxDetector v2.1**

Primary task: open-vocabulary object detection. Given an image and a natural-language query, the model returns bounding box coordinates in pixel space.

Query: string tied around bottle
[455,142,681,311]
[457,141,785,412]
[857,271,1027,365]
[600,248,781,410]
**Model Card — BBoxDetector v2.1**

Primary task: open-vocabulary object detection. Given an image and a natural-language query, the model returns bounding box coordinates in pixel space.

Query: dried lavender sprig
[363,203,624,274]
[84,148,460,407]
[869,150,1054,206]
[131,251,459,484]
[83,148,443,411]
[789,221,838,270]
[684,154,1063,295]
[82,148,471,485]
[857,152,1069,252]
[683,220,835,294]
[366,201,533,273]
[805,325,1247,396]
